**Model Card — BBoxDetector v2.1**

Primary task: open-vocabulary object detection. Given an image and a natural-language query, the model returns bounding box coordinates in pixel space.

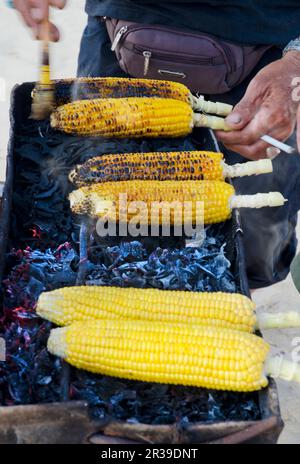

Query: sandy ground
[0,1,300,445]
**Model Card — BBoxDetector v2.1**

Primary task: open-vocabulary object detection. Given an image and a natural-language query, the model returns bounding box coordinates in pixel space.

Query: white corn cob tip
[265,355,300,383]
[48,327,67,359]
[190,95,233,116]
[257,311,300,330]
[230,192,287,209]
[193,113,231,131]
[36,290,65,323]
[69,189,114,216]
[223,159,273,178]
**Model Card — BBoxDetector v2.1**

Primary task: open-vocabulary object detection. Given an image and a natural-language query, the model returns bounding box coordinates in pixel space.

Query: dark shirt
[85,0,300,47]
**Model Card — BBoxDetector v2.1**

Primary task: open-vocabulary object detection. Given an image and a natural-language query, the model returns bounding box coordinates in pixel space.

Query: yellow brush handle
[40,64,51,86]
[39,8,51,86]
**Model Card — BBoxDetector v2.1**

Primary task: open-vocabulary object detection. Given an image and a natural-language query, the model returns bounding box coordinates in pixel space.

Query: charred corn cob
[37,287,256,331]
[50,97,230,137]
[48,320,272,391]
[49,77,233,116]
[69,151,272,187]
[69,180,286,225]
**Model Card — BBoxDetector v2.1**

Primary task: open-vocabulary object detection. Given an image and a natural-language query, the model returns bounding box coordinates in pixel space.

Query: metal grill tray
[0,83,283,444]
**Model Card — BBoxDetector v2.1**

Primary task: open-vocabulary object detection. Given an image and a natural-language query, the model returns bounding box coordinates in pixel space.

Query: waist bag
[105,17,270,94]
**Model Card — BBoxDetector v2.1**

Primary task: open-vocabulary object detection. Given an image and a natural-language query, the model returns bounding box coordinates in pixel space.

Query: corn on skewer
[256,311,300,330]
[47,320,300,391]
[36,285,300,333]
[69,151,272,187]
[46,77,233,116]
[48,320,270,392]
[37,287,256,331]
[50,97,230,137]
[69,180,286,225]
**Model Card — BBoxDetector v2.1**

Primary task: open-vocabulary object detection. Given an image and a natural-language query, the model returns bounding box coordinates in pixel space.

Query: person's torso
[85,0,300,47]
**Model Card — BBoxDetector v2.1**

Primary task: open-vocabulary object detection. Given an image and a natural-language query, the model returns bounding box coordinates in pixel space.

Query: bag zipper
[143,51,152,76]
[111,26,128,51]
[135,45,213,63]
[111,22,235,74]
[132,46,213,76]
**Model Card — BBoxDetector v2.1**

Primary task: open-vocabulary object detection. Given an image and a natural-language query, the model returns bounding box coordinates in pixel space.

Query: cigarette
[260,135,295,155]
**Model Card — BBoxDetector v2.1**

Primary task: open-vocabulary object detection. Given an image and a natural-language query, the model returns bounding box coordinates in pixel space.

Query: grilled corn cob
[49,77,233,116]
[48,320,271,392]
[50,97,230,137]
[37,287,256,331]
[69,180,286,225]
[69,151,272,187]
[37,285,300,332]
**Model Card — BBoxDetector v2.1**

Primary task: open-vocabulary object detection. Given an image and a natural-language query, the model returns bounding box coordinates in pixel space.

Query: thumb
[297,107,300,153]
[225,93,258,130]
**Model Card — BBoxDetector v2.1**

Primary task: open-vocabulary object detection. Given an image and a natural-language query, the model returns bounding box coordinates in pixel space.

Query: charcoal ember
[0,321,62,405]
[2,245,78,323]
[89,241,147,268]
[0,244,79,405]
[69,372,260,424]
[86,231,236,292]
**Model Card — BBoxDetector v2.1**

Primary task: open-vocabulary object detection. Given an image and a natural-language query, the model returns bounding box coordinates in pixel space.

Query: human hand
[13,0,67,42]
[216,51,300,159]
[296,103,300,152]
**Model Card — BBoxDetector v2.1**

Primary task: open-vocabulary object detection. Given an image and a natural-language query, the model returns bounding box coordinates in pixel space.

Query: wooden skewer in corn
[50,97,232,136]
[45,76,233,116]
[47,319,300,392]
[69,180,286,225]
[69,151,273,187]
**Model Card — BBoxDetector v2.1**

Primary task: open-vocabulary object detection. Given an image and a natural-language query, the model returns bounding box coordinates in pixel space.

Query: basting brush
[31,6,54,120]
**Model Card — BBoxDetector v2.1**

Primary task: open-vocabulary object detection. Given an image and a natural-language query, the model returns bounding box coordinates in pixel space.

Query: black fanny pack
[105,17,271,94]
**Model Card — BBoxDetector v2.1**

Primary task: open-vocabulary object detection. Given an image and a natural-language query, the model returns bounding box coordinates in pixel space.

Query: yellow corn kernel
[69,180,234,225]
[69,151,225,186]
[53,77,191,106]
[50,97,193,138]
[48,320,270,392]
[51,77,232,116]
[37,286,256,332]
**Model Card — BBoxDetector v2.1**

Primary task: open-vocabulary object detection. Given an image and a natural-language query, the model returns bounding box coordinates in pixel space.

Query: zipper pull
[111,26,128,51]
[143,51,152,76]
